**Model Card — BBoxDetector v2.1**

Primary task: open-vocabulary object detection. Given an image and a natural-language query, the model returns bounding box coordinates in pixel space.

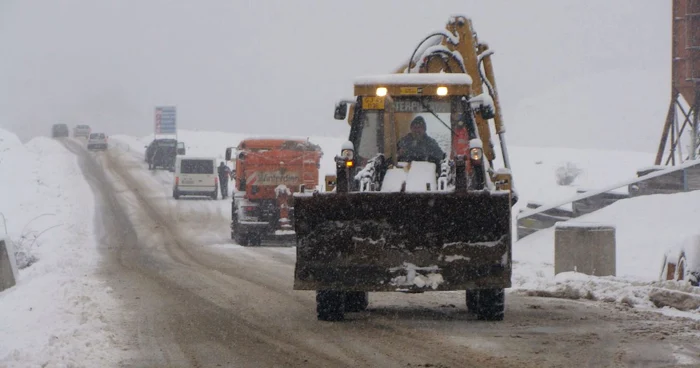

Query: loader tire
[344,291,368,312]
[466,290,478,313]
[316,290,345,321]
[235,233,248,246]
[476,288,505,321]
[249,233,262,246]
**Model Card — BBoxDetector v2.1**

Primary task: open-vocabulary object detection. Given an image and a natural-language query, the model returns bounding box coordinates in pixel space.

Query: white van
[173,157,218,199]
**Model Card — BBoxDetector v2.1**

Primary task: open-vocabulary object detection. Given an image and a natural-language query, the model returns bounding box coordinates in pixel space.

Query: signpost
[154,106,177,136]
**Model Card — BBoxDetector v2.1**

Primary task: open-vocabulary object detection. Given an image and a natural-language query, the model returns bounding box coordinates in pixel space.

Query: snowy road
[61,139,700,367]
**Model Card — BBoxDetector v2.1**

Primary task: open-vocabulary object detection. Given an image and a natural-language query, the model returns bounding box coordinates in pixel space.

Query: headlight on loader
[470,147,483,161]
[341,149,354,160]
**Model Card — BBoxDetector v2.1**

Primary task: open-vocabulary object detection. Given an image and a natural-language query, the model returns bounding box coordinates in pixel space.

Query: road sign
[154,106,177,134]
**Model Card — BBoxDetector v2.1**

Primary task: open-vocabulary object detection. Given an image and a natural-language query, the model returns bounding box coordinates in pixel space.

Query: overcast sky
[0,0,670,152]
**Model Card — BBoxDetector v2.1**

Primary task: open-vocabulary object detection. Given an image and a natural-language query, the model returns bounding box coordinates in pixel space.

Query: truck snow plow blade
[294,191,512,292]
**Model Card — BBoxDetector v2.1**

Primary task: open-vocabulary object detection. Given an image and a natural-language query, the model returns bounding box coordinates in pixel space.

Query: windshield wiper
[416,97,456,137]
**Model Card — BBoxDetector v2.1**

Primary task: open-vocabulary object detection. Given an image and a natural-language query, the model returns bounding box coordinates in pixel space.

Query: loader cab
[336,74,490,192]
[345,75,481,163]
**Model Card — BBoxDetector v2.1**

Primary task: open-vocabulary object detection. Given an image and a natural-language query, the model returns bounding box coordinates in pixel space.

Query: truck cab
[226,138,323,246]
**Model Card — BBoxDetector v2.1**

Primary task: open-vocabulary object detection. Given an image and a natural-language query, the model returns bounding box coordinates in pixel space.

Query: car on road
[51,124,69,138]
[145,138,178,171]
[87,133,108,151]
[73,124,91,138]
[172,157,218,199]
[177,141,186,155]
[660,235,700,286]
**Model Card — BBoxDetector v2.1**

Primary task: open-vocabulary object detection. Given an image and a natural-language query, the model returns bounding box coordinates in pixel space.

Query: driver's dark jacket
[397,134,444,163]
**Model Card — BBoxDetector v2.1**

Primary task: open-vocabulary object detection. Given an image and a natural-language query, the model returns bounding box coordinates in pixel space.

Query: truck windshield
[354,97,461,164]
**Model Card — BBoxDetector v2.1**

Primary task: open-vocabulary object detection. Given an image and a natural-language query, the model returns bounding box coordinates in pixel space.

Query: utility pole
[655,0,700,165]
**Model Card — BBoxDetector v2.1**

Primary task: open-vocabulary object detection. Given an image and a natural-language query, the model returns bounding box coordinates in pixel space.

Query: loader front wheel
[476,288,505,321]
[344,291,368,312]
[249,233,262,246]
[236,234,249,246]
[316,290,345,321]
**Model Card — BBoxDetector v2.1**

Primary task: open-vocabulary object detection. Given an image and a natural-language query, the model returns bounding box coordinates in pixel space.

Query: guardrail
[517,159,700,240]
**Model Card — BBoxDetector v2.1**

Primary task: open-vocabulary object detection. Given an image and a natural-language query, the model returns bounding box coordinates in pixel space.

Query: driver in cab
[397,116,444,166]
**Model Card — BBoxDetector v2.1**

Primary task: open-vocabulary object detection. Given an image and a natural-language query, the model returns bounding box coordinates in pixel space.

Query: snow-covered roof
[354,73,472,86]
[177,156,217,161]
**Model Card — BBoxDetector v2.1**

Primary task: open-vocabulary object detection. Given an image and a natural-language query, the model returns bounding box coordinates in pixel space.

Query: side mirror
[480,105,495,120]
[225,147,233,161]
[334,102,348,120]
[468,93,495,120]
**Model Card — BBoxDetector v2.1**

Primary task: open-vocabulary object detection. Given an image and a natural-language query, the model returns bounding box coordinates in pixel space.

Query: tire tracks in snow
[98,140,532,367]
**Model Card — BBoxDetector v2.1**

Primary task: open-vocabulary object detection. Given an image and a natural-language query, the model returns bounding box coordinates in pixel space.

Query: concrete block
[0,237,18,292]
[554,222,616,277]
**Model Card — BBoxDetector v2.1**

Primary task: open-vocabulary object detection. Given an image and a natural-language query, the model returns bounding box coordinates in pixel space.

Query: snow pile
[513,273,700,319]
[275,184,291,197]
[390,263,444,290]
[513,188,700,319]
[0,129,127,367]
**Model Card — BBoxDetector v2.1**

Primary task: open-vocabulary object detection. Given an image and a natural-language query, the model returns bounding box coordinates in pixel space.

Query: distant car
[73,124,91,138]
[172,157,218,199]
[51,124,69,138]
[177,141,186,155]
[660,235,700,286]
[145,138,178,171]
[87,133,108,151]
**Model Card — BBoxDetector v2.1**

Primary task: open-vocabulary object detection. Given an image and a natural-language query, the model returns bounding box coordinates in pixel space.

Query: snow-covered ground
[0,128,128,367]
[115,130,699,318]
[2,127,700,365]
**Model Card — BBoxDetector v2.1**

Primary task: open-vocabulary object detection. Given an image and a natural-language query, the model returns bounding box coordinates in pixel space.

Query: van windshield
[181,160,213,174]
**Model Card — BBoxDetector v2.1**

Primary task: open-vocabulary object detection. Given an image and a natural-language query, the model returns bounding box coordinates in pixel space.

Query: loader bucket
[293,191,512,292]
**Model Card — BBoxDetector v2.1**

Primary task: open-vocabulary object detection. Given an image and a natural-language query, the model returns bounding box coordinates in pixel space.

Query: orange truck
[225,138,323,246]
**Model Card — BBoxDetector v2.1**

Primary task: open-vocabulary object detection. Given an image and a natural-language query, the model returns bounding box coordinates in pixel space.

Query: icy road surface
[60,138,700,367]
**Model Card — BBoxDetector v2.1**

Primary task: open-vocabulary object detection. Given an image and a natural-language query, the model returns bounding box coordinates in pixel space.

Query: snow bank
[0,128,127,367]
[515,190,700,283]
[513,188,700,319]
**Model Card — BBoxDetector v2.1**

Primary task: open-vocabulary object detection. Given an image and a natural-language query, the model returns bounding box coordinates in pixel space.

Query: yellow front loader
[294,16,516,322]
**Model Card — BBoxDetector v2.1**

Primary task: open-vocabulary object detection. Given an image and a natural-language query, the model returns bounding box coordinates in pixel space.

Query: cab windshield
[353,96,467,165]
